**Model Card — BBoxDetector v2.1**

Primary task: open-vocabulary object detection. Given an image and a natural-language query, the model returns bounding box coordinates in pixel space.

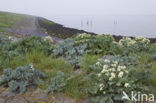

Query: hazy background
[0,0,156,37]
[1,0,156,16]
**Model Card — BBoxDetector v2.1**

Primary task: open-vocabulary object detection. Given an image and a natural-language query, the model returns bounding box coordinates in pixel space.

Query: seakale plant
[47,71,68,93]
[54,38,88,66]
[0,63,47,93]
[88,56,151,103]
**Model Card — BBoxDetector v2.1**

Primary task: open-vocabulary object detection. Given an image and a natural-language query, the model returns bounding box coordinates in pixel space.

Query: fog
[1,0,156,37]
[0,0,156,18]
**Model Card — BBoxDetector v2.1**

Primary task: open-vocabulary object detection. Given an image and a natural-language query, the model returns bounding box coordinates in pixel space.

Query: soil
[0,86,93,103]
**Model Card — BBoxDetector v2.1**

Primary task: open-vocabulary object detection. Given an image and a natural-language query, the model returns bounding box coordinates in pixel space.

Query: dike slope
[0,11,156,42]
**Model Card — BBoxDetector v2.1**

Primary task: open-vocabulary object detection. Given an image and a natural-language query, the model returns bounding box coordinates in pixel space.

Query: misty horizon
[1,0,156,37]
[1,0,156,17]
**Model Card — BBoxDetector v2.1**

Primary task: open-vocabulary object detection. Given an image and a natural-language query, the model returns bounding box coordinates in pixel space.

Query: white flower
[111,64,117,67]
[128,40,136,46]
[136,36,150,44]
[77,33,91,38]
[100,87,103,91]
[109,77,113,81]
[44,36,53,42]
[8,36,12,40]
[105,73,109,76]
[101,69,107,73]
[120,66,126,69]
[109,73,116,80]
[99,84,104,91]
[99,84,104,88]
[30,64,34,71]
[97,73,101,77]
[96,62,101,66]
[103,91,106,94]
[111,73,116,78]
[103,65,108,69]
[125,70,128,73]
[124,83,130,88]
[111,68,115,72]
[113,61,118,64]
[118,66,126,70]
[118,72,124,78]
[104,59,110,63]
[117,67,121,71]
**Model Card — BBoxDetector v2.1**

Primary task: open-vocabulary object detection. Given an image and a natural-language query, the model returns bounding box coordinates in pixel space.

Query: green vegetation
[88,56,150,103]
[0,34,156,102]
[0,11,90,40]
[0,64,46,93]
[0,11,31,28]
[80,55,99,72]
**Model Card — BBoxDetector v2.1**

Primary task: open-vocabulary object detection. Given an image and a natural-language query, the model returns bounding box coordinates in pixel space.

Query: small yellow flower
[40,101,46,103]
[5,88,9,91]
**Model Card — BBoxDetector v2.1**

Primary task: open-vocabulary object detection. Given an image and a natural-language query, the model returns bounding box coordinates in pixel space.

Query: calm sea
[47,15,156,38]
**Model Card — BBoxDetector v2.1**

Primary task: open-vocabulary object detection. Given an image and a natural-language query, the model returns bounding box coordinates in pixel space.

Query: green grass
[0,28,8,32]
[151,62,156,95]
[5,50,74,90]
[80,55,99,73]
[0,11,32,28]
[5,50,73,74]
[64,75,89,99]
[39,17,56,25]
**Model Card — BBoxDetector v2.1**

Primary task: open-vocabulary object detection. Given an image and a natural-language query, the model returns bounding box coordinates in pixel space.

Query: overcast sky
[0,0,156,17]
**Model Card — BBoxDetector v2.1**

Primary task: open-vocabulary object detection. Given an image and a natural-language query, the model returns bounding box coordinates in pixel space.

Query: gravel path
[5,17,62,41]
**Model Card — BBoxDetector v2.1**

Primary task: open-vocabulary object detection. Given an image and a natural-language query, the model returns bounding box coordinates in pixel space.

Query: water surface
[47,15,156,38]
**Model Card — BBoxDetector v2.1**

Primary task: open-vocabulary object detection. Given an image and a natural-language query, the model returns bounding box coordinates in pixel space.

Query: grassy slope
[0,11,92,38]
[0,11,123,40]
[0,11,31,29]
[1,11,156,43]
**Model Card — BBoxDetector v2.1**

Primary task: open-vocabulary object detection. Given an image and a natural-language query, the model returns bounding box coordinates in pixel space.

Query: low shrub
[75,34,119,55]
[8,36,55,55]
[119,37,154,55]
[80,55,99,73]
[0,36,55,69]
[0,64,47,93]
[47,71,68,93]
[88,56,151,103]
[54,38,88,66]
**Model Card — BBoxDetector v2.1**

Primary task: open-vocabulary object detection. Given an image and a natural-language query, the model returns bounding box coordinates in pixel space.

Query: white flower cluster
[119,36,150,46]
[75,39,90,44]
[96,62,102,66]
[8,36,18,42]
[30,64,35,71]
[119,37,136,46]
[96,58,131,92]
[97,60,128,80]
[44,36,53,42]
[75,33,91,44]
[135,36,150,44]
[77,33,91,38]
[124,83,130,88]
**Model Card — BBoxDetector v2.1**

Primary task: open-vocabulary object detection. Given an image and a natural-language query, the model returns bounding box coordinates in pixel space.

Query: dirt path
[7,17,62,41]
